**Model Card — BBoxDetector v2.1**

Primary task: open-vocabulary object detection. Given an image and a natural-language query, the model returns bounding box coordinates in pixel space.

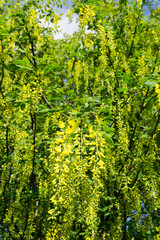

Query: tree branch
[22,19,37,69]
[40,92,53,109]
[0,39,5,98]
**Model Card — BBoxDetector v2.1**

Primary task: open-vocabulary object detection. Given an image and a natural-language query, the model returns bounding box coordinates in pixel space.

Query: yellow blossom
[62,149,69,156]
[65,127,73,134]
[69,119,77,131]
[59,121,65,129]
[55,146,61,153]
[88,124,93,133]
[68,9,74,21]
[55,138,64,144]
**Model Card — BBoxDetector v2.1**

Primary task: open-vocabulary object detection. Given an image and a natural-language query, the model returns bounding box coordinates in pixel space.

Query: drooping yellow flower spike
[155,84,160,106]
[79,4,95,28]
[53,14,60,29]
[68,9,74,22]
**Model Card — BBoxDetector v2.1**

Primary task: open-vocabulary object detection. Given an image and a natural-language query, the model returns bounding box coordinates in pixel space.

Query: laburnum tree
[0,0,160,239]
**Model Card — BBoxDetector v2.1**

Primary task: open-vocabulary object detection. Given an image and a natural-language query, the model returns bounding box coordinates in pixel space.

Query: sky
[50,0,160,39]
[54,11,78,39]
[53,0,79,39]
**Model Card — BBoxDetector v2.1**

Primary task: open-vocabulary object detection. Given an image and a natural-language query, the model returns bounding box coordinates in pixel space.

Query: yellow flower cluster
[28,9,37,26]
[53,14,60,29]
[68,59,74,72]
[71,58,91,93]
[59,119,78,134]
[155,84,160,106]
[97,24,107,69]
[107,28,116,58]
[83,63,89,93]
[152,29,159,44]
[68,9,74,22]
[47,113,108,237]
[84,38,94,50]
[136,55,148,79]
[121,54,131,75]
[75,60,82,93]
[79,4,95,29]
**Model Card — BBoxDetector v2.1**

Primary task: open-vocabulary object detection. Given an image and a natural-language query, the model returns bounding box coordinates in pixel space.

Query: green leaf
[20,103,25,110]
[103,133,114,146]
[104,212,110,217]
[102,123,114,133]
[79,232,86,236]
[13,58,32,71]
[38,108,50,113]
[103,196,116,201]
[144,99,153,110]
[99,206,110,212]
[156,131,160,148]
[145,81,157,86]
[16,65,32,70]
[44,64,63,74]
[118,87,128,92]
[84,96,101,103]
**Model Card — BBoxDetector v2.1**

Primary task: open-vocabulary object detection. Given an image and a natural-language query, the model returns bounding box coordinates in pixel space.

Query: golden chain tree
[0,0,160,239]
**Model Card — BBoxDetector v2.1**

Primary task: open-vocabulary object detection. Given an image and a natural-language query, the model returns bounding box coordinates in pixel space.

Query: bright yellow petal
[59,121,65,129]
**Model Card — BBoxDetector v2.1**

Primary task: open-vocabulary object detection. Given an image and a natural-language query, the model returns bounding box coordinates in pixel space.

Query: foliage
[0,0,160,239]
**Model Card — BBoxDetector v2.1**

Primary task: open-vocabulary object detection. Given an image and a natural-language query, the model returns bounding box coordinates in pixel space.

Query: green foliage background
[0,0,160,239]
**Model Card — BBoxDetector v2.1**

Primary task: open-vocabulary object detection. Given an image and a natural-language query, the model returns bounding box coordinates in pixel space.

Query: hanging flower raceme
[79,4,95,29]
[47,113,108,238]
[155,84,160,106]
